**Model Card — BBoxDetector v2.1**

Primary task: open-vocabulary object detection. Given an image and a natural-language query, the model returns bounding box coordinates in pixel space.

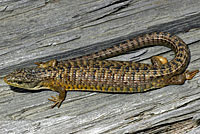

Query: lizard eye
[17,81,23,84]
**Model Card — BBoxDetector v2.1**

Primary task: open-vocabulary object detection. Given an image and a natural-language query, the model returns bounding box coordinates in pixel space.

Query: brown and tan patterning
[4,32,199,108]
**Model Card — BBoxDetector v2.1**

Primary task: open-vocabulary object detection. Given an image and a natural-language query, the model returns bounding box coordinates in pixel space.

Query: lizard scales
[4,32,199,108]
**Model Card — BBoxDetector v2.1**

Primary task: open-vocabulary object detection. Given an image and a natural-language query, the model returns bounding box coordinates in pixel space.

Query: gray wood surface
[0,0,200,133]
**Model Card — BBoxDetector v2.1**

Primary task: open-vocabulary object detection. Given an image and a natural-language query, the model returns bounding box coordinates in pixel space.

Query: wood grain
[0,0,200,133]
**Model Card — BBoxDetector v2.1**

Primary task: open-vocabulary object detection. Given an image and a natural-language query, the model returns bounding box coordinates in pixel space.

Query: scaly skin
[4,32,199,108]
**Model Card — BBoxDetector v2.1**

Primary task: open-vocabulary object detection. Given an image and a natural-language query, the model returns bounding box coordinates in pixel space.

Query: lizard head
[4,68,46,90]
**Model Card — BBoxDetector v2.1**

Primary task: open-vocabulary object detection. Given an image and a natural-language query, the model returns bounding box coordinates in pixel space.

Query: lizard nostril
[3,75,10,83]
[3,77,7,82]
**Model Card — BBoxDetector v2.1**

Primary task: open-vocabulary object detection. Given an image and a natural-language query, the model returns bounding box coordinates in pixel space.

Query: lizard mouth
[4,75,41,90]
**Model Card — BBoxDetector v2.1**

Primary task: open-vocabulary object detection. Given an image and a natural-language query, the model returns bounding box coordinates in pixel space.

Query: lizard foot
[48,95,64,108]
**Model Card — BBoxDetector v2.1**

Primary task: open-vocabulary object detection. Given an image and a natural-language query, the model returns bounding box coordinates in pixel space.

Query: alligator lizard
[4,32,199,108]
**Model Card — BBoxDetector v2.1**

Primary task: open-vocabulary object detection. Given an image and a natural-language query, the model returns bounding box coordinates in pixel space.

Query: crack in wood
[133,119,197,134]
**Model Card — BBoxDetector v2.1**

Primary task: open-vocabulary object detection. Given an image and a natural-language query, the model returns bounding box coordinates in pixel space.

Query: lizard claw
[48,95,64,108]
[185,70,199,80]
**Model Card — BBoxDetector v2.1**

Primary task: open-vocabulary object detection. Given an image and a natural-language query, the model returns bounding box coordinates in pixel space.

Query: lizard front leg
[35,59,58,68]
[42,80,66,108]
[48,86,66,108]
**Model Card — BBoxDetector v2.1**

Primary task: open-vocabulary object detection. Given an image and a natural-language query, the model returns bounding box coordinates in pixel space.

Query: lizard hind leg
[185,70,199,80]
[167,70,199,85]
[151,56,199,85]
[151,56,168,67]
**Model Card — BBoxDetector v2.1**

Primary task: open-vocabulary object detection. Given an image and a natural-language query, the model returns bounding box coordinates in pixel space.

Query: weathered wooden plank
[0,0,200,133]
